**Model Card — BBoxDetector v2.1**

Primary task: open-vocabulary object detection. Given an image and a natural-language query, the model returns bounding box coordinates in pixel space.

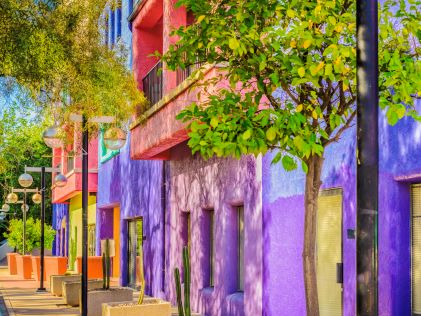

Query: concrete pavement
[0,267,79,315]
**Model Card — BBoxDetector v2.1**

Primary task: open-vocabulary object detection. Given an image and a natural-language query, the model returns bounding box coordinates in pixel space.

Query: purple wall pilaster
[52,203,69,257]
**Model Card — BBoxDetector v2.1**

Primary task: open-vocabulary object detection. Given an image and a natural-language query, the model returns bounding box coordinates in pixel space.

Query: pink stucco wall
[52,134,99,203]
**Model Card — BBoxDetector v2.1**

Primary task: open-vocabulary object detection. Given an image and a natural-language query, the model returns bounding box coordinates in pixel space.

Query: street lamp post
[9,188,39,255]
[356,0,379,313]
[43,114,126,316]
[23,166,66,292]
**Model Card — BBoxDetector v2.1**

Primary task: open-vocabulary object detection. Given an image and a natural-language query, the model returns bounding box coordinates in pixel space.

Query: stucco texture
[167,143,262,316]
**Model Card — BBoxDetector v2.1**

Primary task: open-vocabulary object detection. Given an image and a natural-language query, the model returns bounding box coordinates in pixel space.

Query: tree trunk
[303,154,324,316]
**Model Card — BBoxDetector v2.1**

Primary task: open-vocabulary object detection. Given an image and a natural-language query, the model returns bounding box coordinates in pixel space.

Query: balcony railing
[143,61,163,109]
[176,62,203,86]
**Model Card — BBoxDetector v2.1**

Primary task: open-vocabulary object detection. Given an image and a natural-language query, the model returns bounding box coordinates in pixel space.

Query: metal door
[317,189,343,316]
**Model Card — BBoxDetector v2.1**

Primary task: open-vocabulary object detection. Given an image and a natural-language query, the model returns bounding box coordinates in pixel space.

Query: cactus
[174,246,191,316]
[137,243,145,304]
[69,227,77,270]
[102,239,111,290]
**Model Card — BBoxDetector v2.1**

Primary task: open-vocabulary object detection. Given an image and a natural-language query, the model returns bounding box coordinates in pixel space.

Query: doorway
[317,189,343,315]
[127,218,144,289]
[412,184,421,316]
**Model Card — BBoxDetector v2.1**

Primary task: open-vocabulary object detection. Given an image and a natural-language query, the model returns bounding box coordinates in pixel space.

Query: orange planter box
[31,256,46,281]
[7,253,18,275]
[45,256,68,280]
[16,255,32,280]
[77,256,103,279]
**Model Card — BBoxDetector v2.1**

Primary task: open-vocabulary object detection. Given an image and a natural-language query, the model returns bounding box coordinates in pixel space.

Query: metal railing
[142,61,163,109]
[176,61,203,86]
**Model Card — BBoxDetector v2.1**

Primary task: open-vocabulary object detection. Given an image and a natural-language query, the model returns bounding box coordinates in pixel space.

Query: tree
[4,217,56,254]
[161,0,421,314]
[0,101,53,236]
[0,0,146,125]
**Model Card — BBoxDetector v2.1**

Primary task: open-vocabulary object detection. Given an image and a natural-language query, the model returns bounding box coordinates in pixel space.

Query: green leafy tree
[162,0,421,314]
[0,0,146,125]
[4,217,56,254]
[0,102,53,237]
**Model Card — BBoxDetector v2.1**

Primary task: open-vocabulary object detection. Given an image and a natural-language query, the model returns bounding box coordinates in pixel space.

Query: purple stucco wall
[97,133,164,297]
[52,203,69,257]
[167,142,262,316]
[263,98,421,316]
[263,127,356,316]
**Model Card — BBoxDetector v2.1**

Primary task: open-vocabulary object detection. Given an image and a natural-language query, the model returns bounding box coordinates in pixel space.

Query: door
[412,185,421,316]
[317,189,343,316]
[127,218,144,289]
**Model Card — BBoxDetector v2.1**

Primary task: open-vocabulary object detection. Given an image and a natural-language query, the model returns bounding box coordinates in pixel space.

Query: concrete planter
[50,274,81,296]
[102,298,171,316]
[76,256,103,279]
[31,256,46,281]
[86,287,133,316]
[44,256,68,280]
[16,255,32,279]
[7,253,18,275]
[62,279,103,306]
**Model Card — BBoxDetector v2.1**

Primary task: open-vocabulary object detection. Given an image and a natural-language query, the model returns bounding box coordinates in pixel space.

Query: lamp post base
[36,288,47,293]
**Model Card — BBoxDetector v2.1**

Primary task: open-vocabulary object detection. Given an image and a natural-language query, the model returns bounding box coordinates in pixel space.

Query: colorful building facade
[51,126,99,270]
[50,1,421,315]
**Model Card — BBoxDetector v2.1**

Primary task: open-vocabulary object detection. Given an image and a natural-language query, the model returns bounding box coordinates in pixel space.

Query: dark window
[116,0,122,39]
[237,206,245,291]
[209,210,215,287]
[110,9,115,45]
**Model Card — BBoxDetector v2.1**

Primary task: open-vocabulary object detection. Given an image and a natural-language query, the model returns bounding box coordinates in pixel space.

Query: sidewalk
[0,267,79,315]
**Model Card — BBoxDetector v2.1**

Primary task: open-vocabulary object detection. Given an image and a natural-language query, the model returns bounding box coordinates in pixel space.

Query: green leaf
[229,38,240,50]
[243,129,252,140]
[287,9,296,18]
[197,15,206,23]
[298,67,306,78]
[210,117,219,128]
[282,156,297,171]
[266,127,277,141]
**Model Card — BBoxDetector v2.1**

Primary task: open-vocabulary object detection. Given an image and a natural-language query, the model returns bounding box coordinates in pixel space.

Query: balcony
[143,61,163,110]
[130,65,218,160]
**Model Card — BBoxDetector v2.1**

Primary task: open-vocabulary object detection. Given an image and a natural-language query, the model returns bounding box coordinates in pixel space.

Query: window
[237,206,245,291]
[110,8,115,46]
[209,210,215,287]
[412,185,421,315]
[67,154,74,173]
[116,0,122,39]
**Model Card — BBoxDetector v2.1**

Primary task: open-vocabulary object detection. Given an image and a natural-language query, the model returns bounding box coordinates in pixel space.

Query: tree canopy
[163,0,421,171]
[0,0,146,124]
[162,0,420,314]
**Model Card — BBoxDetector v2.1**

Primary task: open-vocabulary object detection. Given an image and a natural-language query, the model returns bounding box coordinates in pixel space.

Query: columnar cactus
[174,246,191,316]
[69,227,77,270]
[102,239,111,290]
[137,244,146,304]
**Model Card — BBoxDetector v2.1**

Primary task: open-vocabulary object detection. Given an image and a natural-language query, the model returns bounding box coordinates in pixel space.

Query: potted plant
[6,252,18,275]
[30,222,56,281]
[85,239,133,316]
[102,239,171,316]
